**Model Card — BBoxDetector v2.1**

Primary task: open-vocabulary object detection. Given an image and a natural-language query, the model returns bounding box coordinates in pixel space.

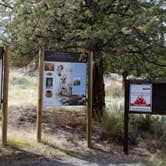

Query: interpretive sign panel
[129,84,152,112]
[43,51,88,106]
[124,80,166,154]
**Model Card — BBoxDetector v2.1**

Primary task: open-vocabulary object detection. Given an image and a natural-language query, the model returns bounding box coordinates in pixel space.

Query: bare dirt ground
[0,105,161,166]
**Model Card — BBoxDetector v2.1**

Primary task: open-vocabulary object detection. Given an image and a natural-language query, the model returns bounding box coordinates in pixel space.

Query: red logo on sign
[130,96,151,107]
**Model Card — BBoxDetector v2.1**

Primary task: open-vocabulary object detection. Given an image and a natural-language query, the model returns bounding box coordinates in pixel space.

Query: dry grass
[0,128,68,157]
[9,69,38,105]
[8,69,88,113]
[105,78,124,112]
[104,77,166,165]
[0,128,165,166]
[0,70,166,165]
[7,129,38,148]
[8,69,124,111]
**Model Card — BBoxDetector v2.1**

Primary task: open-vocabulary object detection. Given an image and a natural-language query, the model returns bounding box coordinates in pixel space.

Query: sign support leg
[87,51,93,148]
[124,106,129,154]
[123,77,129,154]
[2,47,9,145]
[37,49,44,143]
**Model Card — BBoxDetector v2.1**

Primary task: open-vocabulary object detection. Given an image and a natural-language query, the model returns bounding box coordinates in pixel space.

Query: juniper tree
[0,0,165,118]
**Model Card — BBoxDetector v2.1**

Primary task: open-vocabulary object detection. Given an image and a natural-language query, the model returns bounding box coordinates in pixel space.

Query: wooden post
[123,72,129,154]
[122,71,128,91]
[37,49,44,142]
[2,47,9,145]
[87,51,93,147]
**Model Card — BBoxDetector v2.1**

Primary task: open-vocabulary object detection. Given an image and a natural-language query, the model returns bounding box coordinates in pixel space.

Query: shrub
[129,115,159,134]
[102,110,124,144]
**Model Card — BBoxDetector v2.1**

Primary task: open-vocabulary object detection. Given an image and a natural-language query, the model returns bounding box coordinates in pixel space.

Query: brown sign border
[37,49,93,147]
[126,80,166,114]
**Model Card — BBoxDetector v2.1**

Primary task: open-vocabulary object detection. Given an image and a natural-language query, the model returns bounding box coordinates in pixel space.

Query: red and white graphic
[129,84,152,112]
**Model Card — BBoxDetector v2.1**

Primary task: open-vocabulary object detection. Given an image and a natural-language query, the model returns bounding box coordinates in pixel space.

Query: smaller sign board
[127,80,166,114]
[129,84,152,112]
[124,80,166,155]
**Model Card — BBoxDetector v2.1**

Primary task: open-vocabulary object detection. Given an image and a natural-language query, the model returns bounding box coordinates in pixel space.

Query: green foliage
[129,115,158,134]
[103,0,166,79]
[102,110,123,143]
[0,0,165,73]
[129,115,166,143]
[103,105,166,147]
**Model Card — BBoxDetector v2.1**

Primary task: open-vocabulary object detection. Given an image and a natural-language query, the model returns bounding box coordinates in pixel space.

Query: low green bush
[129,115,157,134]
[102,110,124,143]
[129,114,166,151]
[102,109,166,148]
[129,115,166,136]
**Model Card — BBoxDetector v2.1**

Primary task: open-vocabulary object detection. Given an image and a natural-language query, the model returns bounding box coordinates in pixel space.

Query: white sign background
[129,84,152,112]
[43,61,87,107]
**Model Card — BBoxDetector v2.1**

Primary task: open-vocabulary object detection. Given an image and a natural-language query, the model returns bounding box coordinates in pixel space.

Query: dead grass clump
[43,108,86,129]
[105,80,123,98]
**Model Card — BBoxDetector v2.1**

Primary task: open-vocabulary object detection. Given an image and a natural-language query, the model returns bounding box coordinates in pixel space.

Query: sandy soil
[0,105,160,166]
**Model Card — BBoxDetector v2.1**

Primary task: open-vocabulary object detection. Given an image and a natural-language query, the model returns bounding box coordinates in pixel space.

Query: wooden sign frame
[0,48,4,105]
[124,79,166,154]
[0,47,9,145]
[37,49,44,142]
[37,49,93,147]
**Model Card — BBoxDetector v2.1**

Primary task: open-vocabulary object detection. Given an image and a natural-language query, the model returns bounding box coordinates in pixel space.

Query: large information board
[43,51,88,106]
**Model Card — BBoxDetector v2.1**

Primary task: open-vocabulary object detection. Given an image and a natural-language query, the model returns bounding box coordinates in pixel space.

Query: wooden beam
[37,49,44,142]
[87,51,93,147]
[2,47,9,145]
[124,77,129,154]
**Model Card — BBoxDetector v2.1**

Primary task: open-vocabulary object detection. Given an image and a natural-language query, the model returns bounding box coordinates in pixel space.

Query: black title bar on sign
[0,47,4,59]
[44,51,88,63]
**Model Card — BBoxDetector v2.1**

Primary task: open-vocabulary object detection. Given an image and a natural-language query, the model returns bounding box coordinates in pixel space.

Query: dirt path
[0,144,145,166]
[0,105,157,166]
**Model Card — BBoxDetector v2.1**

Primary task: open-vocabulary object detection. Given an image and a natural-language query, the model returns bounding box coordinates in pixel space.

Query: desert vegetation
[0,70,165,165]
[0,0,165,165]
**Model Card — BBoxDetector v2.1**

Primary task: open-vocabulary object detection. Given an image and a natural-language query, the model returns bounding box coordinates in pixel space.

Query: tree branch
[0,2,13,9]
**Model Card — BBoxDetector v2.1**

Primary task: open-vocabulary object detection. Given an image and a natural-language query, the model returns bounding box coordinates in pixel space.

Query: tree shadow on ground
[0,144,75,166]
[41,140,139,166]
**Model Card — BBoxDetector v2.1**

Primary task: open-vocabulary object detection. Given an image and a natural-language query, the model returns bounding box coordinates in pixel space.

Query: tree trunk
[92,49,105,121]
[86,38,105,120]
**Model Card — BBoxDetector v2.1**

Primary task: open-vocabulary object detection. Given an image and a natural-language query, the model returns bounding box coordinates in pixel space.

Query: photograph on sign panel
[45,90,53,98]
[129,84,152,112]
[46,77,53,89]
[43,61,87,106]
[73,78,81,86]
[45,63,54,71]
